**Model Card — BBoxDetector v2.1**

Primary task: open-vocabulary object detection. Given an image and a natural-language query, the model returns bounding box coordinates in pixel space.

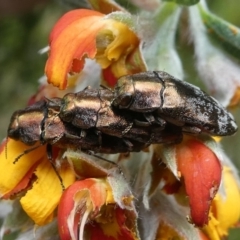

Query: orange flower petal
[49,9,103,42]
[229,86,240,107]
[46,9,144,89]
[176,138,222,227]
[45,9,105,89]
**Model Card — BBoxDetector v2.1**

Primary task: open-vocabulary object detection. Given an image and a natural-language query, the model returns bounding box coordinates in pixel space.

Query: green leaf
[199,4,240,59]
[163,0,199,6]
[87,0,127,14]
[105,11,136,32]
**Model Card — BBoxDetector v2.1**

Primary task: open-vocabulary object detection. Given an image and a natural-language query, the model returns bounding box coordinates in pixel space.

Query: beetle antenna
[13,144,43,164]
[99,84,113,91]
[44,97,56,103]
[5,137,8,159]
[45,97,62,112]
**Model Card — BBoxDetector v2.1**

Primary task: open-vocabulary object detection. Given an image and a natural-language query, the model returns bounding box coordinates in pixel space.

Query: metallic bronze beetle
[7,99,139,153]
[58,87,177,142]
[113,71,238,136]
[7,98,182,156]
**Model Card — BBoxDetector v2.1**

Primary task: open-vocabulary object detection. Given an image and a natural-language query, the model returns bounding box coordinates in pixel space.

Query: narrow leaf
[199,3,240,59]
[163,0,199,6]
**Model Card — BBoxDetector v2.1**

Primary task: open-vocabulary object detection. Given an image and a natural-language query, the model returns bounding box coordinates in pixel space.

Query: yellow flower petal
[229,87,240,107]
[203,167,240,239]
[96,20,139,70]
[202,213,220,240]
[20,156,75,225]
[155,221,185,240]
[213,167,240,234]
[0,139,45,197]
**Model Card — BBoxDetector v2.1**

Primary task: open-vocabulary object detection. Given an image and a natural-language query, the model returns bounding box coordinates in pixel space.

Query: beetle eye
[116,93,132,107]
[7,115,20,139]
[60,111,74,122]
[8,128,19,140]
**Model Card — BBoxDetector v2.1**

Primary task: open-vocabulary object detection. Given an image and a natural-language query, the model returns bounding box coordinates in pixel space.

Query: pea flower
[57,154,139,240]
[137,135,240,239]
[45,8,146,89]
[152,136,222,227]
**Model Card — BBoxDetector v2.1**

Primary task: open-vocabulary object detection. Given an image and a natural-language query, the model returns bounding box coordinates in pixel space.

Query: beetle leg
[64,132,82,139]
[51,132,64,144]
[143,113,166,128]
[80,130,86,138]
[155,116,166,127]
[134,113,154,126]
[134,119,151,127]
[182,126,202,135]
[158,113,185,127]
[144,113,156,124]
[95,129,102,146]
[134,113,166,128]
[122,122,133,135]
[46,144,65,191]
[123,138,134,151]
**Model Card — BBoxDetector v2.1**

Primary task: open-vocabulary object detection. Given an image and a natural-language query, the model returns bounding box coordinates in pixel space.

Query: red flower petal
[58,179,107,239]
[176,138,222,227]
[89,207,137,240]
[102,66,118,87]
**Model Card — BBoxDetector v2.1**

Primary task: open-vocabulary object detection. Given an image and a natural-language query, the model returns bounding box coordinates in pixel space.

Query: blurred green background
[0,0,239,238]
[0,0,63,139]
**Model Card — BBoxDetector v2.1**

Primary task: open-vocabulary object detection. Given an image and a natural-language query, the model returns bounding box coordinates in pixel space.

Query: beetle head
[8,110,43,145]
[159,75,238,136]
[59,93,76,122]
[113,75,134,108]
[114,72,163,111]
[8,112,20,140]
